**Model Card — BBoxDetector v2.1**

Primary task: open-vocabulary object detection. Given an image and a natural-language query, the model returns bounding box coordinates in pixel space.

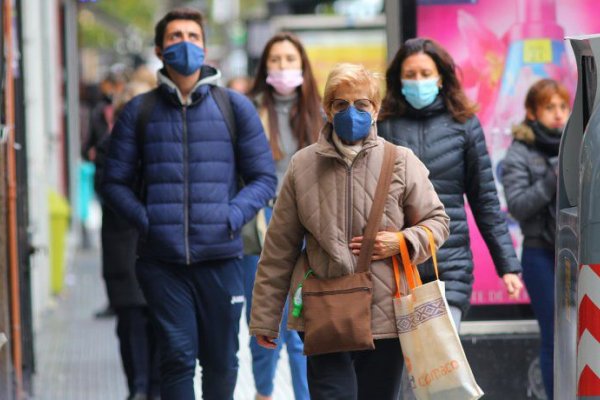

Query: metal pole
[63,0,80,228]
[4,0,24,397]
[385,0,417,63]
[385,0,401,62]
[0,2,14,397]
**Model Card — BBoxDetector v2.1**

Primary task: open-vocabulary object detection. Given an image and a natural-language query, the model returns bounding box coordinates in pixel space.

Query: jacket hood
[157,65,222,105]
[511,123,535,144]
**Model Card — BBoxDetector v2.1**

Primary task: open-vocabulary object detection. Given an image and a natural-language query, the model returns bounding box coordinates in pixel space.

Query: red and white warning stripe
[577,264,600,396]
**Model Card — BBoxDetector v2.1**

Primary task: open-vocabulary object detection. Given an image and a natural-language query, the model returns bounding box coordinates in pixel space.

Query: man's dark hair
[154,8,206,49]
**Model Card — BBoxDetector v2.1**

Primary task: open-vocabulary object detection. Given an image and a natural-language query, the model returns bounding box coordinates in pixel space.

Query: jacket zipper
[345,151,367,244]
[418,121,425,159]
[182,106,191,265]
[345,150,368,272]
[303,287,371,296]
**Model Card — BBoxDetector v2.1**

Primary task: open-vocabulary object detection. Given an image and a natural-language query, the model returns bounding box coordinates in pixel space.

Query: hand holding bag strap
[355,142,397,273]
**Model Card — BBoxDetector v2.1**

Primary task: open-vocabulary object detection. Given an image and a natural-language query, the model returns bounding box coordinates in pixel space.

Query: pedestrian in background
[377,38,524,399]
[243,31,322,400]
[96,75,160,400]
[102,8,276,400]
[83,68,127,318]
[502,79,570,400]
[227,75,253,95]
[83,69,126,165]
[250,63,450,400]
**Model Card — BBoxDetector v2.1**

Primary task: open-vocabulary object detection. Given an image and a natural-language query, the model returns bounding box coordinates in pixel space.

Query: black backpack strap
[210,85,237,145]
[210,85,245,187]
[135,88,160,156]
[133,88,159,197]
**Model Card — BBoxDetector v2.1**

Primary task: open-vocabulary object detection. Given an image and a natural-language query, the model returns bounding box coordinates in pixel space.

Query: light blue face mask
[162,41,205,76]
[401,78,440,109]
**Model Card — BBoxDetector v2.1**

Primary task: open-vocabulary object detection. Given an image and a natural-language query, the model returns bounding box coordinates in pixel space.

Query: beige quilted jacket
[249,124,450,340]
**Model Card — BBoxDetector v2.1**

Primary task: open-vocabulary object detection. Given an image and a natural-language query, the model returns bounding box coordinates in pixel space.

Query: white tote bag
[393,227,483,400]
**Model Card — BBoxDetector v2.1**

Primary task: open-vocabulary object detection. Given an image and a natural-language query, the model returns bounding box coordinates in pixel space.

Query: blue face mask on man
[401,78,440,109]
[162,41,205,76]
[333,106,373,143]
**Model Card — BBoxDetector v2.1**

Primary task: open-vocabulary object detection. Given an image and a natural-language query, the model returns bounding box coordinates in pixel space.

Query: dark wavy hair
[380,38,477,123]
[248,32,322,160]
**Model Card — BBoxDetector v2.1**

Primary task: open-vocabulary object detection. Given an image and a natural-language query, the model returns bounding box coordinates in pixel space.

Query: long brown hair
[380,38,477,123]
[248,32,322,160]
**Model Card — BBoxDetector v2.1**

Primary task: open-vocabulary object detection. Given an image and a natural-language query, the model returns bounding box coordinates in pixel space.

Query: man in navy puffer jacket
[102,8,276,400]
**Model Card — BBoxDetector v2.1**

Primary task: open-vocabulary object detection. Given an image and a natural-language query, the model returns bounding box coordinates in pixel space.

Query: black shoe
[94,305,116,319]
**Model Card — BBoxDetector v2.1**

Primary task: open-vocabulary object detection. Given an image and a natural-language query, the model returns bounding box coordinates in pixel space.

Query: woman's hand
[502,273,524,299]
[350,231,401,260]
[256,335,278,349]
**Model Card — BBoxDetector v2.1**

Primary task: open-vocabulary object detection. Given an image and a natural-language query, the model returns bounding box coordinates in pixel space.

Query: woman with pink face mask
[243,32,322,400]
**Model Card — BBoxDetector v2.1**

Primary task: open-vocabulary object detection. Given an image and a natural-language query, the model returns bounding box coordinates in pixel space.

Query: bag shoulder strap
[135,88,160,155]
[133,88,160,197]
[210,85,244,187]
[210,85,237,145]
[393,226,438,298]
[420,225,439,279]
[356,141,397,273]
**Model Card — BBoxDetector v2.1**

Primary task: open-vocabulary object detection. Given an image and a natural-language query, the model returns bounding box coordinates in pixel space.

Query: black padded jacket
[377,98,521,312]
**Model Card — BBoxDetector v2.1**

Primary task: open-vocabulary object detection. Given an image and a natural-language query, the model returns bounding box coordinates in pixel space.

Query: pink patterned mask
[266,70,304,95]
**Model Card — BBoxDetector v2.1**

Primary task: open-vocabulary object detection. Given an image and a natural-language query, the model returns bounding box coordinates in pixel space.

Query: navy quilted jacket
[102,67,277,264]
[378,98,521,312]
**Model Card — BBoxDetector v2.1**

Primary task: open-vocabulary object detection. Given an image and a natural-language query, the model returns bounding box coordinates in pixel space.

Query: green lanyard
[292,269,313,318]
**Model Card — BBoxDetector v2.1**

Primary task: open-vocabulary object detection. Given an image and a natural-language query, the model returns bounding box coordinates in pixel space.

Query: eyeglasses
[330,98,375,113]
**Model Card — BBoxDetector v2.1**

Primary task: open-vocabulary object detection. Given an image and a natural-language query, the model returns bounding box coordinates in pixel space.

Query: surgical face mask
[401,78,440,109]
[333,106,373,143]
[266,70,304,95]
[162,41,205,76]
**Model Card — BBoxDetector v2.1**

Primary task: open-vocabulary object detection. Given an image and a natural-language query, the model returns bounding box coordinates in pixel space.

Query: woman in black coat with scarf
[501,79,570,400]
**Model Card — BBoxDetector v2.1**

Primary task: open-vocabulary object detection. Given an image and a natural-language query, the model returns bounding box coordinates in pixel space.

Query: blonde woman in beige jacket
[250,63,450,400]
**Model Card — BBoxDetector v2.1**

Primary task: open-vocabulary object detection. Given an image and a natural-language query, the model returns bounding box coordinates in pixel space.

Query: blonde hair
[323,63,381,118]
[114,81,154,115]
[131,65,157,88]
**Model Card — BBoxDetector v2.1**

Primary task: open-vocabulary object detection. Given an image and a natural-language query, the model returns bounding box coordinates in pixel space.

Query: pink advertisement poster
[417,0,600,305]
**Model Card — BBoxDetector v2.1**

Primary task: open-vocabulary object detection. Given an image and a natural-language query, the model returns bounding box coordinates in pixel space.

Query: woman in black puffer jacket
[377,38,523,325]
[501,79,570,400]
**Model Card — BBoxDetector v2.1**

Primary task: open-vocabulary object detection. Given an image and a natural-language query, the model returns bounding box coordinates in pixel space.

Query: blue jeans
[521,247,555,400]
[244,254,309,399]
[136,257,244,400]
